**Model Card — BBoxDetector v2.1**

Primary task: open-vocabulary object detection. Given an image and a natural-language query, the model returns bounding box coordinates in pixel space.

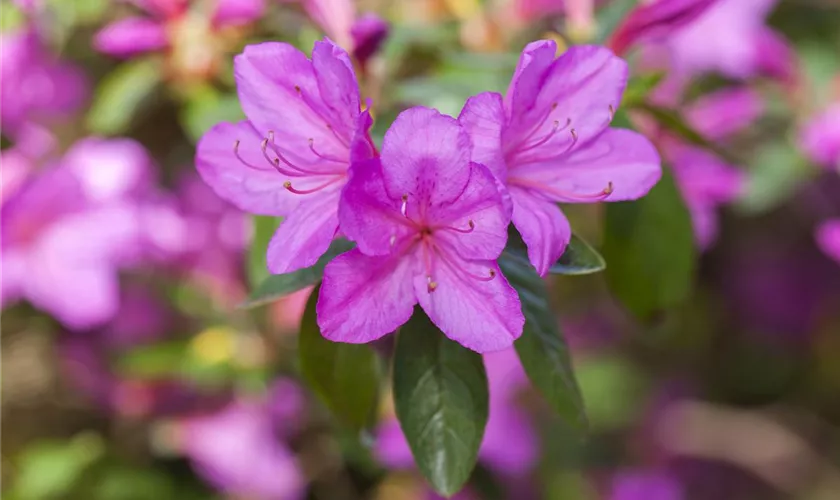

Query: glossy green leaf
[550,234,606,275]
[299,286,381,430]
[602,169,696,318]
[393,309,488,497]
[498,252,587,430]
[86,58,162,134]
[240,239,354,309]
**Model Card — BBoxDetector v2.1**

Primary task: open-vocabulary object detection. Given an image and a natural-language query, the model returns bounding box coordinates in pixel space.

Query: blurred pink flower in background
[800,103,840,170]
[608,0,718,56]
[94,0,265,80]
[0,30,88,139]
[1,138,155,329]
[179,380,306,499]
[296,0,389,67]
[376,348,538,482]
[816,220,840,265]
[609,469,684,500]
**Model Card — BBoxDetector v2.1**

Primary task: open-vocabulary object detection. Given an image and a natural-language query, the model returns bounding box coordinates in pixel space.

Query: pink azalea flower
[609,469,684,500]
[316,107,524,353]
[459,40,661,276]
[1,138,153,329]
[800,103,840,170]
[376,348,538,476]
[297,0,389,67]
[0,30,88,137]
[608,0,718,56]
[94,0,265,80]
[196,39,376,274]
[816,219,840,264]
[639,0,795,82]
[180,381,306,499]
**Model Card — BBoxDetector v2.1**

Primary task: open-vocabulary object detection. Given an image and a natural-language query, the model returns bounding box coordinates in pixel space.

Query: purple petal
[94,18,169,57]
[380,107,472,206]
[317,249,418,343]
[459,91,507,180]
[62,137,155,202]
[505,40,558,121]
[431,162,511,262]
[339,159,415,256]
[510,128,661,203]
[212,0,265,27]
[374,418,415,469]
[800,104,840,169]
[755,28,798,84]
[303,0,355,50]
[233,41,356,161]
[609,470,684,500]
[505,45,628,165]
[480,399,538,475]
[311,40,361,135]
[351,13,389,66]
[816,219,840,265]
[196,121,301,216]
[415,260,524,353]
[130,0,188,18]
[608,0,718,55]
[686,87,764,141]
[510,191,571,276]
[266,189,341,274]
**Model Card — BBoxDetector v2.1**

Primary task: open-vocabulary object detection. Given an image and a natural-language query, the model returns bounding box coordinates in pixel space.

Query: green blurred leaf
[241,239,354,309]
[594,0,637,44]
[86,58,162,134]
[738,143,812,214]
[13,434,103,500]
[299,285,381,430]
[576,354,646,431]
[550,234,606,276]
[180,86,245,142]
[117,341,187,379]
[635,103,735,163]
[621,72,664,109]
[499,250,587,430]
[247,216,279,288]
[393,309,488,497]
[602,169,696,318]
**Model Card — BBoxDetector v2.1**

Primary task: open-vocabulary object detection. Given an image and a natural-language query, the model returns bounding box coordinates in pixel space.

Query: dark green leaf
[550,234,606,275]
[240,239,354,309]
[602,169,696,318]
[393,309,488,497]
[86,58,162,134]
[498,252,587,430]
[299,285,381,430]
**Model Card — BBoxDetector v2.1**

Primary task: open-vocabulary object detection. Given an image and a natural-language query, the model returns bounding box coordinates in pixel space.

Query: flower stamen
[283,177,342,195]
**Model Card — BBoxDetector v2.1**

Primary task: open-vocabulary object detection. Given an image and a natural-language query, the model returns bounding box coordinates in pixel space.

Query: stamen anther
[427,276,438,293]
[608,104,615,122]
[400,194,409,218]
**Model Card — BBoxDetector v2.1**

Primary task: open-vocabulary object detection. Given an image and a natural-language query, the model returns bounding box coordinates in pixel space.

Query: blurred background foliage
[3,0,840,499]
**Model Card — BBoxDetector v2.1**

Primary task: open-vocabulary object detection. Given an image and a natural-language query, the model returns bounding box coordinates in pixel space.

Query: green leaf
[180,86,245,143]
[550,234,606,276]
[247,216,279,288]
[86,58,162,134]
[621,72,665,109]
[13,433,104,499]
[393,309,489,497]
[241,239,354,309]
[299,285,381,430]
[634,103,735,163]
[602,169,696,318]
[498,251,587,430]
[594,0,637,44]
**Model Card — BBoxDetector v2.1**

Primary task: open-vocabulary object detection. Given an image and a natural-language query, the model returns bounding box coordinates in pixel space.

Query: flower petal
[416,259,524,353]
[432,162,510,261]
[510,190,571,276]
[506,39,558,119]
[93,18,168,58]
[685,87,764,141]
[607,0,717,55]
[234,42,351,160]
[380,107,472,206]
[459,91,507,180]
[311,39,361,138]
[267,189,341,274]
[505,45,627,164]
[63,137,154,202]
[339,159,414,256]
[351,13,389,66]
[196,121,301,216]
[816,219,840,265]
[512,128,661,203]
[212,0,265,27]
[317,249,418,343]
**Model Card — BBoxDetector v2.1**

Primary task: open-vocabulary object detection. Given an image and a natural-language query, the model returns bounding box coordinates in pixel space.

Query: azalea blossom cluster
[197,38,662,352]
